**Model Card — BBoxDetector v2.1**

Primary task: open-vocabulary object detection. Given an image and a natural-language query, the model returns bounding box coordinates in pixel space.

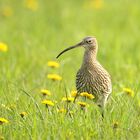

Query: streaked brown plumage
[56,36,112,111]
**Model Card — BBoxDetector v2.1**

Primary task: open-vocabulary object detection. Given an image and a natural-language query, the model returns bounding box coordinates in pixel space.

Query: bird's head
[82,36,98,49]
[56,36,98,58]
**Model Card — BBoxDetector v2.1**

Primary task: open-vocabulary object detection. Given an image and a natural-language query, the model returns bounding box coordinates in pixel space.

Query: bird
[56,36,112,117]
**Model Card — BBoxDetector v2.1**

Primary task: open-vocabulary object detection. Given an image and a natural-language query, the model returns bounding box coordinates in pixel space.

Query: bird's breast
[76,66,112,96]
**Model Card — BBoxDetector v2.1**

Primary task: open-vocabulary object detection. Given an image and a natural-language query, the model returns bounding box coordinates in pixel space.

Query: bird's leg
[101,107,105,119]
[97,105,104,119]
[97,94,108,118]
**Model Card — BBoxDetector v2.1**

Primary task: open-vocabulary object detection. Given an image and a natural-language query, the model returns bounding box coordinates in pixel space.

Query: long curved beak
[56,41,83,58]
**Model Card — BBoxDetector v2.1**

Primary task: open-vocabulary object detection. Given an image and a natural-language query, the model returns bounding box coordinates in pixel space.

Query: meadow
[0,0,140,139]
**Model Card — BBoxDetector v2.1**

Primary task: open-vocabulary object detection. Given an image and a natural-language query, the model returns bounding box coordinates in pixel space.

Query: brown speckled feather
[76,61,112,99]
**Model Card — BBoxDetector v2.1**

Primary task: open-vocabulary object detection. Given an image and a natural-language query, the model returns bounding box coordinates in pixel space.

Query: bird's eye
[86,40,92,44]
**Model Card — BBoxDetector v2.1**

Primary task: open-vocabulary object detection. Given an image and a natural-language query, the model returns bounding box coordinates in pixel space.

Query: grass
[0,0,140,139]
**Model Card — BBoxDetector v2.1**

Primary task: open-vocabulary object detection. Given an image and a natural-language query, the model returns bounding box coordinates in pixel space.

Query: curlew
[56,36,112,116]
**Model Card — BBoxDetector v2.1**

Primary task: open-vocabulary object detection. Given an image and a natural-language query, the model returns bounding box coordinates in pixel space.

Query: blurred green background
[0,0,140,139]
[0,0,140,88]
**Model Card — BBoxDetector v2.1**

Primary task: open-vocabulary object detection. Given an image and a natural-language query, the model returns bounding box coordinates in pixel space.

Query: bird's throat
[82,48,98,68]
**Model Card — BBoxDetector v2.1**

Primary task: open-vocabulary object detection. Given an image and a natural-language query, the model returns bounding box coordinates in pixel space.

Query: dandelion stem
[21,89,44,120]
[64,82,69,113]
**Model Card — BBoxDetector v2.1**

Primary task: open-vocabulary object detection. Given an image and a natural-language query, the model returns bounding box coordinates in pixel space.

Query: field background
[0,0,140,139]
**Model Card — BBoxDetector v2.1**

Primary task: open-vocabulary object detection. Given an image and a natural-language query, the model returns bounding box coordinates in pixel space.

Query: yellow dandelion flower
[87,94,95,99]
[41,100,54,106]
[123,88,134,97]
[0,42,8,52]
[40,89,51,96]
[84,0,103,10]
[57,108,67,113]
[47,74,62,81]
[90,0,103,9]
[80,92,95,99]
[113,121,119,129]
[93,0,103,9]
[47,61,60,68]
[77,101,89,107]
[1,6,13,17]
[71,90,77,97]
[62,97,74,102]
[20,112,27,118]
[0,118,9,125]
[25,0,38,11]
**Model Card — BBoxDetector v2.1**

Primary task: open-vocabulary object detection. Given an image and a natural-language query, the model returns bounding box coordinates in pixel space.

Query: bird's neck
[82,48,98,68]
